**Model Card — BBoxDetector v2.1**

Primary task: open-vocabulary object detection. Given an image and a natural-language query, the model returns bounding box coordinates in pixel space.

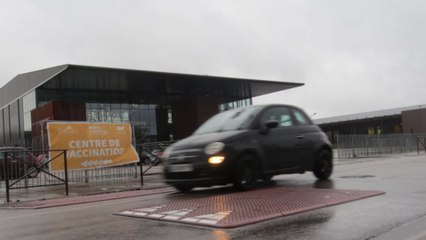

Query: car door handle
[296,135,304,139]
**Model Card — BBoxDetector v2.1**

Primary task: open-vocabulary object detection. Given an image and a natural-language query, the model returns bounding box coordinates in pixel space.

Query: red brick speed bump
[116,187,385,228]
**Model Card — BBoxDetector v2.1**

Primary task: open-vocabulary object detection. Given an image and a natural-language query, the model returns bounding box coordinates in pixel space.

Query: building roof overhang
[0,64,304,109]
[314,104,426,125]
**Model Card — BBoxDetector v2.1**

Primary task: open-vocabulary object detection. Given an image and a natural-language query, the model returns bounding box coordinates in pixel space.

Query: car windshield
[194,106,261,134]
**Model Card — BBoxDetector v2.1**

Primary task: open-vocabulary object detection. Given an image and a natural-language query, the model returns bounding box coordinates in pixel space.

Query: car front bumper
[163,149,233,187]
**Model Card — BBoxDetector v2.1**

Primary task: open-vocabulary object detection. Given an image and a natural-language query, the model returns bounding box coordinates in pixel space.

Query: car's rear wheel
[233,155,257,190]
[313,150,333,180]
[173,184,193,192]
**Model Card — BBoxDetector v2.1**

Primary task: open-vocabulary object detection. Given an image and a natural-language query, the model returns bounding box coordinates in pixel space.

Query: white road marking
[181,210,232,225]
[199,219,219,225]
[163,216,181,220]
[132,212,148,217]
[120,211,135,215]
[181,218,199,223]
[134,205,165,213]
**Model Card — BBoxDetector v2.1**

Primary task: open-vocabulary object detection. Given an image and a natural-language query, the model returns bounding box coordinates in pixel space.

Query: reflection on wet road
[1,154,426,240]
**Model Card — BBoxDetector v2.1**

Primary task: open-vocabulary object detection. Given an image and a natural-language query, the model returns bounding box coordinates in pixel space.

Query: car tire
[174,184,193,192]
[313,150,333,180]
[233,155,257,190]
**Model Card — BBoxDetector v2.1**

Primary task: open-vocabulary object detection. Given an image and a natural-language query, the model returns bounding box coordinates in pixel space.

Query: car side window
[261,107,294,127]
[292,109,312,125]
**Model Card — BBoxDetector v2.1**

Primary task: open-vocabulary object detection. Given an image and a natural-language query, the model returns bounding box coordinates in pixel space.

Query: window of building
[219,98,252,112]
[23,91,36,132]
[167,109,173,124]
[0,109,4,145]
[85,103,158,136]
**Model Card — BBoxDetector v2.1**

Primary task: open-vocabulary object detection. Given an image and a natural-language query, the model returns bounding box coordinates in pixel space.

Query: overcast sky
[1,0,425,119]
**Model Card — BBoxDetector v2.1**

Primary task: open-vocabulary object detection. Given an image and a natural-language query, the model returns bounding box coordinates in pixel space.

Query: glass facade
[0,108,5,145]
[23,91,36,132]
[219,98,252,112]
[85,103,163,148]
[9,100,20,144]
[0,66,265,149]
[86,102,160,137]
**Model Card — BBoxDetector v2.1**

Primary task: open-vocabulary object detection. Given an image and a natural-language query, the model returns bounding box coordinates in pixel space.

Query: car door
[290,108,317,167]
[258,106,300,171]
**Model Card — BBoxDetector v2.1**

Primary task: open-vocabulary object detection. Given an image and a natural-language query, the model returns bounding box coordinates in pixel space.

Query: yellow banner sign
[47,122,139,171]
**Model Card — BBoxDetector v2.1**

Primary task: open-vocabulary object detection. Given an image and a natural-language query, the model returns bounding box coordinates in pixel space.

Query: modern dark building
[0,64,303,150]
[315,105,426,143]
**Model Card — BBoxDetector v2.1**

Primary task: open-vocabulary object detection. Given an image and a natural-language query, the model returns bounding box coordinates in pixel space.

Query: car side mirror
[259,120,279,134]
[265,120,279,129]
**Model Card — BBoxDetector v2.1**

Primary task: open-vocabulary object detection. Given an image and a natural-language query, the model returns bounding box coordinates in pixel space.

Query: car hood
[170,130,246,150]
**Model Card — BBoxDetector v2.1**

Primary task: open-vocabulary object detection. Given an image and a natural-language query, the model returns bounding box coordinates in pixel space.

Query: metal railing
[1,149,68,202]
[0,149,148,202]
[336,134,426,158]
[138,140,175,173]
[0,141,176,202]
[418,136,426,155]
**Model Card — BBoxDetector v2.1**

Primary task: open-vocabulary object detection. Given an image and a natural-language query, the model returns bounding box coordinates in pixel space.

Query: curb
[1,186,176,209]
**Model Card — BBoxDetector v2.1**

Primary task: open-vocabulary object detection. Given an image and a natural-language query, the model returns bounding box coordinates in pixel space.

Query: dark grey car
[163,104,333,192]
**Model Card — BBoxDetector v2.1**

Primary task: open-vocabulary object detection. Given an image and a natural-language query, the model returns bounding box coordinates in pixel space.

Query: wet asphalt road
[1,153,426,240]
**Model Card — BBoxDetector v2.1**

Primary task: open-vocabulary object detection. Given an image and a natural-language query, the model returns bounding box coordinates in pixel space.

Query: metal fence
[0,141,175,202]
[61,141,175,185]
[336,134,426,158]
[0,149,69,202]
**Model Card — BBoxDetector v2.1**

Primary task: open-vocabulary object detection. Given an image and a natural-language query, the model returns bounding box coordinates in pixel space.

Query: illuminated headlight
[204,142,225,155]
[208,156,225,164]
[162,147,173,159]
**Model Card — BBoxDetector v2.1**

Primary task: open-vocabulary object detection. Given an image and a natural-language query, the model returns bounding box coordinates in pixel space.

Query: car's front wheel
[313,149,333,180]
[233,155,258,190]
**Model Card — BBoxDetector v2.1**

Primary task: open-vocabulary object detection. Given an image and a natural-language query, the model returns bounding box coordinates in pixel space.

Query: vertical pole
[133,124,143,186]
[84,170,89,183]
[5,152,10,203]
[416,137,420,155]
[41,122,45,151]
[132,124,137,151]
[64,150,69,196]
[336,134,340,159]
[139,159,144,186]
[424,137,426,154]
